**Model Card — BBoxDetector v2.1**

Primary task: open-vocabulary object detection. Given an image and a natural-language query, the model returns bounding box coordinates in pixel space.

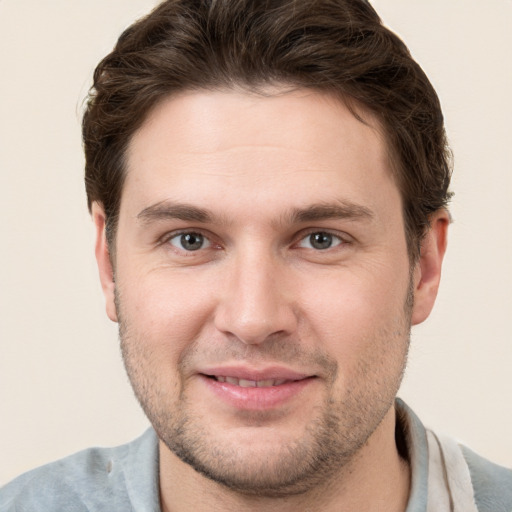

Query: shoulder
[461,444,512,512]
[0,428,160,512]
[395,399,512,511]
[1,447,115,512]
[426,428,512,512]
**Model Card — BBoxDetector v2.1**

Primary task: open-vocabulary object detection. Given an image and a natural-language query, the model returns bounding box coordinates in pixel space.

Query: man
[1,0,511,510]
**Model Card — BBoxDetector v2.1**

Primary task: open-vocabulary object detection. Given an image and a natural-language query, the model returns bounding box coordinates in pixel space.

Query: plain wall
[0,0,511,485]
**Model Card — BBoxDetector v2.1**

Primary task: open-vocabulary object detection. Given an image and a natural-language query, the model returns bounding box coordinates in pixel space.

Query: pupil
[181,233,203,251]
[311,232,332,250]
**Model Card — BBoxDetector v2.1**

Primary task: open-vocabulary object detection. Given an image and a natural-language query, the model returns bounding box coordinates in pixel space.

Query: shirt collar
[396,398,429,512]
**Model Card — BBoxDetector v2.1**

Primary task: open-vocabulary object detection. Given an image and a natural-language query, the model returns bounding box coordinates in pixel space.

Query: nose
[213,250,298,345]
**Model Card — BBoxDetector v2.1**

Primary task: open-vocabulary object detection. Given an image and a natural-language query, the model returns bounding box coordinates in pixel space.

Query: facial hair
[116,284,412,497]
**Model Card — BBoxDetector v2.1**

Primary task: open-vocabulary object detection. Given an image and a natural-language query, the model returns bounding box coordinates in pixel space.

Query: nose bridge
[214,242,296,345]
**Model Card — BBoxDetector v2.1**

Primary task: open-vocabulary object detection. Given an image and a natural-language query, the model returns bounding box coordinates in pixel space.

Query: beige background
[0,0,511,485]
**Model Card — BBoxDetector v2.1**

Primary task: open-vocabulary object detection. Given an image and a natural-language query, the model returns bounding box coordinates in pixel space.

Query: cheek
[116,268,217,357]
[298,264,410,354]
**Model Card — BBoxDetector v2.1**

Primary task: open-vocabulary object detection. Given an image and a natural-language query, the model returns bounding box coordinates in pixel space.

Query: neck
[159,404,410,512]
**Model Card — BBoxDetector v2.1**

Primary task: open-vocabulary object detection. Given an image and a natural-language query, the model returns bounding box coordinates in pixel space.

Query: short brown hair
[83,0,452,260]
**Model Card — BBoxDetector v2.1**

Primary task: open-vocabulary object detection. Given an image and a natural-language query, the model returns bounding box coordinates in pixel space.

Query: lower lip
[200,375,314,410]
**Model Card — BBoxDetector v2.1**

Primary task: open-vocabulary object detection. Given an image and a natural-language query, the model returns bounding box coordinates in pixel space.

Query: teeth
[256,379,275,388]
[238,379,257,388]
[214,376,289,387]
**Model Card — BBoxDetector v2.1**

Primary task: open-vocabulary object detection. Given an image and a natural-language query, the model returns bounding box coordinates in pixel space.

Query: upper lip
[199,365,312,382]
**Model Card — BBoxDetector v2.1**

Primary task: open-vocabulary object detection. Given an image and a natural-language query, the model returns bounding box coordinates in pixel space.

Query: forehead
[122,88,400,223]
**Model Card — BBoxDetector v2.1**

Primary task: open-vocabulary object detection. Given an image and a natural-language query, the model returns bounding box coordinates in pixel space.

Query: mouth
[198,368,316,410]
[205,375,293,388]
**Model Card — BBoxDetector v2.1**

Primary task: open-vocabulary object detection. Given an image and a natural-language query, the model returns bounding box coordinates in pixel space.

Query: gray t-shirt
[1,400,511,511]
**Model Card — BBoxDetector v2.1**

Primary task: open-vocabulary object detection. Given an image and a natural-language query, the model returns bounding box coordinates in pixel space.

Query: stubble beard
[116,288,412,498]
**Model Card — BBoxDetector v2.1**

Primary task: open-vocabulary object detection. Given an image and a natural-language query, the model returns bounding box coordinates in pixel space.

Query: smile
[211,376,290,387]
[199,370,315,410]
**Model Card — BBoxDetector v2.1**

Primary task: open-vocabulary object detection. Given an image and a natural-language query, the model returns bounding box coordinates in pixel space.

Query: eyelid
[294,228,352,248]
[171,232,210,250]
[158,228,218,250]
[156,227,352,253]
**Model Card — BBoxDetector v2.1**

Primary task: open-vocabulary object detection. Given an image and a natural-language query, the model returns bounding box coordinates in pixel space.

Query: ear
[411,209,450,325]
[92,202,118,322]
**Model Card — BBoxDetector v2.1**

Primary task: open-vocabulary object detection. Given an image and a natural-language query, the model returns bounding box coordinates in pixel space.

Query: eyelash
[160,230,216,254]
[159,229,351,254]
[295,230,348,250]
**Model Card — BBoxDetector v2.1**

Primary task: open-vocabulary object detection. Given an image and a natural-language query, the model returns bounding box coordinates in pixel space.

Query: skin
[93,88,448,511]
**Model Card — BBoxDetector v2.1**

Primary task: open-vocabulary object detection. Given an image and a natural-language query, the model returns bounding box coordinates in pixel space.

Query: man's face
[96,88,426,495]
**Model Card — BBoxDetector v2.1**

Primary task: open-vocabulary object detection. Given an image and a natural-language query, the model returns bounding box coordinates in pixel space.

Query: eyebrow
[288,202,374,224]
[137,201,212,224]
[136,199,374,226]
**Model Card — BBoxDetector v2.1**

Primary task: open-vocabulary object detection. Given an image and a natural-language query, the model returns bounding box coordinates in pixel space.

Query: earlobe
[91,202,118,323]
[411,209,450,326]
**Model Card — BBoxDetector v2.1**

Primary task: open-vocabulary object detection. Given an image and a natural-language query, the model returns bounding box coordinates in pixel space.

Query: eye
[298,231,344,250]
[168,232,210,252]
